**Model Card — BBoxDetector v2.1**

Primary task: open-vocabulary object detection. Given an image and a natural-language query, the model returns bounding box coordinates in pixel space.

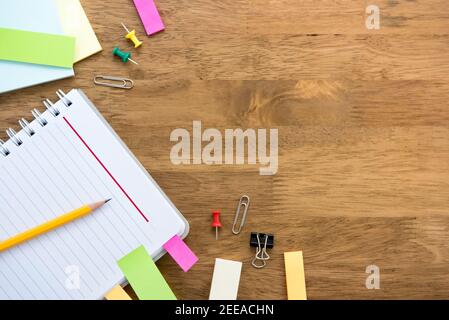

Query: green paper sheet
[0,27,75,68]
[118,245,177,300]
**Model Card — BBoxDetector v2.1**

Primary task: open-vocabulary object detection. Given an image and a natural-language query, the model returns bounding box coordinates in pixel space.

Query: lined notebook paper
[0,89,188,299]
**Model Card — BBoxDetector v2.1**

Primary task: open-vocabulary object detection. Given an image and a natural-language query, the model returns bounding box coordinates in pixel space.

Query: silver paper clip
[232,195,250,235]
[93,75,134,89]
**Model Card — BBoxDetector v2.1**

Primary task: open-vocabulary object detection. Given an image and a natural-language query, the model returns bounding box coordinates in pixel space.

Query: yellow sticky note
[105,285,132,300]
[54,0,102,63]
[284,251,307,300]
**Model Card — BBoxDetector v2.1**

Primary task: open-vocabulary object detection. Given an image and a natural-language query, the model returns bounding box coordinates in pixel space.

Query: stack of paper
[0,0,101,94]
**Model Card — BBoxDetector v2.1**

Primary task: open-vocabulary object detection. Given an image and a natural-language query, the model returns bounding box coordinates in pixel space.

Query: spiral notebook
[0,89,189,299]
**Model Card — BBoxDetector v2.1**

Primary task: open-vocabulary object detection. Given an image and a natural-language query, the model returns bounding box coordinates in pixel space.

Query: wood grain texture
[1,0,449,299]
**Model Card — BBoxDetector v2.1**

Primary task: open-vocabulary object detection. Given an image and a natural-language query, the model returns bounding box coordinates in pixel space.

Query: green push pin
[112,47,138,65]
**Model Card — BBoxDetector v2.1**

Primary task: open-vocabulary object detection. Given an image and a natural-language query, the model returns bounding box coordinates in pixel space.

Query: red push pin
[211,210,222,240]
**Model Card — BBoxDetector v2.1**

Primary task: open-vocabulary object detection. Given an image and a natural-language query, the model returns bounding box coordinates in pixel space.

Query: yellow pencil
[0,199,111,252]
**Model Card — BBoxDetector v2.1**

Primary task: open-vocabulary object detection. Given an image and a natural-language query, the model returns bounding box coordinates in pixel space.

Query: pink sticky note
[132,0,165,36]
[163,235,198,272]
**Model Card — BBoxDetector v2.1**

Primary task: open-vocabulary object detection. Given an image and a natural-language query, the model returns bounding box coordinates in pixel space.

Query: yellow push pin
[121,22,143,48]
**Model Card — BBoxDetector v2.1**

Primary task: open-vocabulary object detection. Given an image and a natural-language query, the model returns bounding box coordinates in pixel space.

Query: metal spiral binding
[1,89,71,157]
[0,139,10,156]
[31,108,48,127]
[56,89,72,107]
[6,128,23,146]
[19,118,35,137]
[43,98,60,116]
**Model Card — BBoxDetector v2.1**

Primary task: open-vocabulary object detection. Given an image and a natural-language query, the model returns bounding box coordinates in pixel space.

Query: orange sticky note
[284,251,307,300]
[105,285,132,300]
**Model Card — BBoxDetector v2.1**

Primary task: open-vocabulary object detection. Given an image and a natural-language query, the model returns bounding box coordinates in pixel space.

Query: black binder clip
[250,232,274,269]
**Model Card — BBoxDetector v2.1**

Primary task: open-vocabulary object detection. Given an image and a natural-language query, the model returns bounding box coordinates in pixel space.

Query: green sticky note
[118,245,177,300]
[0,27,75,68]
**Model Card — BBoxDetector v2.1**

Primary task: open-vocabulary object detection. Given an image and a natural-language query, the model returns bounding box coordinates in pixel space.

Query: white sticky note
[209,258,242,300]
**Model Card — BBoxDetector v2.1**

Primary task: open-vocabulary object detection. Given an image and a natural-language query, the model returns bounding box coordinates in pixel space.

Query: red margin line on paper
[63,116,149,222]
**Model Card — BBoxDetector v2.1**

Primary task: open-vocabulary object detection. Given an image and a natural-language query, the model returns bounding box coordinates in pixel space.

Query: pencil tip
[105,198,112,203]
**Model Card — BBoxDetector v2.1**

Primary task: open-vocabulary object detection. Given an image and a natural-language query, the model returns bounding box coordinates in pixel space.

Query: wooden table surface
[1,0,449,299]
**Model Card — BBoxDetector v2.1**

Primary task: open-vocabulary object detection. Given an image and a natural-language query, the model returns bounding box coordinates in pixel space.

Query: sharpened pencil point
[105,198,112,203]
